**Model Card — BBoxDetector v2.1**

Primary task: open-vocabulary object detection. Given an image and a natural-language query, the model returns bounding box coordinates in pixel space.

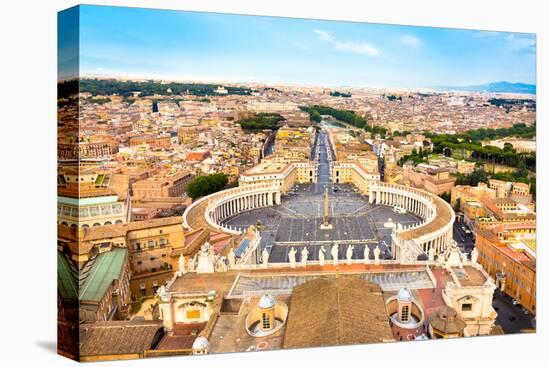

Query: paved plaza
[221,131,422,263]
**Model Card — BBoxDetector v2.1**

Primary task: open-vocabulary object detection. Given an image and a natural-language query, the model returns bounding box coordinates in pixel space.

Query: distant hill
[436,81,536,95]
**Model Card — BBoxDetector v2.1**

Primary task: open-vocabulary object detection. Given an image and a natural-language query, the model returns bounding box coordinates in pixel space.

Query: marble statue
[288,247,297,268]
[444,240,463,268]
[331,243,339,266]
[178,254,186,274]
[374,245,381,265]
[428,245,435,262]
[319,246,325,266]
[346,245,354,265]
[188,254,197,271]
[319,246,326,266]
[301,247,309,266]
[461,252,468,265]
[471,247,479,265]
[363,245,370,264]
[262,247,269,268]
[197,243,215,273]
[227,248,236,268]
[156,285,166,297]
[216,256,228,272]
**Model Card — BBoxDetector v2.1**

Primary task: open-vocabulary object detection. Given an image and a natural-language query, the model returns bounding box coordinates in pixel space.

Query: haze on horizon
[60,5,536,89]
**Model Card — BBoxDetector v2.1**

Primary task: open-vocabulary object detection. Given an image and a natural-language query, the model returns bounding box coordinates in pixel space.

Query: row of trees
[329,91,352,98]
[302,105,368,129]
[454,169,489,187]
[462,123,536,141]
[78,79,254,97]
[453,168,535,197]
[386,94,402,101]
[425,123,536,142]
[430,128,536,171]
[398,147,431,166]
[488,98,536,112]
[236,113,285,131]
[186,173,228,200]
[301,105,389,137]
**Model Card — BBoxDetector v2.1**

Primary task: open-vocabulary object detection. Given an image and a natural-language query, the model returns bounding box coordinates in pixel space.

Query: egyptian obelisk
[320,186,333,230]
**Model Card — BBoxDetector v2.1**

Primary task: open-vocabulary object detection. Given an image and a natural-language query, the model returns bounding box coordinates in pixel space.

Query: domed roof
[258,294,276,309]
[397,288,412,303]
[192,336,209,350]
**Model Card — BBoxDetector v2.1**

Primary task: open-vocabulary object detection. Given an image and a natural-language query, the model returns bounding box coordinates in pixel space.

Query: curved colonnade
[183,181,455,263]
[369,182,455,262]
[183,184,281,235]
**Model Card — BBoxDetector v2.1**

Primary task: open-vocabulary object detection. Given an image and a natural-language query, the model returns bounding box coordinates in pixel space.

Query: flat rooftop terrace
[228,268,435,297]
[451,266,490,287]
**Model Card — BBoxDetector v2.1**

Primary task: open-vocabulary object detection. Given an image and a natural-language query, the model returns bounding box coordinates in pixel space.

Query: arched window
[401,305,410,322]
[262,312,271,329]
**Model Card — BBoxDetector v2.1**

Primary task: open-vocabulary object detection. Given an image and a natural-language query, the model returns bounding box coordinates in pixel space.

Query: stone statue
[262,247,269,268]
[188,254,197,271]
[461,252,468,265]
[288,247,297,268]
[346,245,354,265]
[216,256,228,272]
[156,285,166,297]
[374,245,381,265]
[443,240,463,268]
[197,244,215,274]
[301,247,309,266]
[331,243,339,266]
[428,245,435,262]
[363,245,370,264]
[178,254,186,274]
[227,247,236,268]
[470,247,478,264]
[319,246,326,266]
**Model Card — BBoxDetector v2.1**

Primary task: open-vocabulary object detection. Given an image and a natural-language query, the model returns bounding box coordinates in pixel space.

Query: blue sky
[69,5,536,88]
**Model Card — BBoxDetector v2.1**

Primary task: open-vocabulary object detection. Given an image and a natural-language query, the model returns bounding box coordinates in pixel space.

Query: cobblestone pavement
[492,289,536,333]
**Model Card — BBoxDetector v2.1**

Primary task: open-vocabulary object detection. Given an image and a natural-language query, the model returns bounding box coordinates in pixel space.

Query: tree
[236,113,285,130]
[454,197,462,212]
[186,173,228,199]
[439,192,451,203]
[309,109,321,123]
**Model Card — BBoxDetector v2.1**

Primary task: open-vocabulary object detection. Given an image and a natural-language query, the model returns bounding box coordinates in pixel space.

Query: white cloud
[506,34,536,52]
[401,35,421,47]
[314,29,334,43]
[472,30,501,38]
[314,29,379,57]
